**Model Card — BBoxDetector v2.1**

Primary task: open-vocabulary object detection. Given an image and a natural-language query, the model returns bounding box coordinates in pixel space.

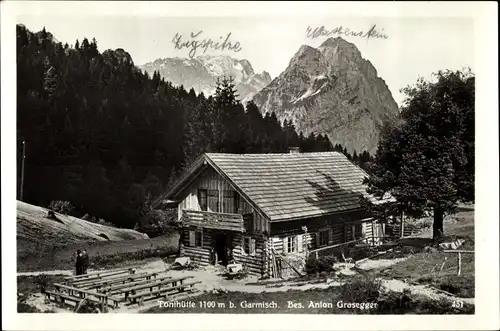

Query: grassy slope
[17,201,180,272]
[380,211,475,297]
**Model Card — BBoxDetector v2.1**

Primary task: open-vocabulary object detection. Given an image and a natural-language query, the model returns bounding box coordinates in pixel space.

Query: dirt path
[137,259,343,293]
[18,270,74,277]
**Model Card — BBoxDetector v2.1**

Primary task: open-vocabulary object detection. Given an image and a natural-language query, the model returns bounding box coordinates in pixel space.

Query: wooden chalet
[153,151,395,278]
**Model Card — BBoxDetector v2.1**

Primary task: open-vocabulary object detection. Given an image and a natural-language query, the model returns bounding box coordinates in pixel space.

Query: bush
[18,302,41,313]
[339,275,475,314]
[48,200,75,215]
[377,291,474,314]
[98,218,115,227]
[305,255,339,274]
[35,274,49,293]
[135,208,178,237]
[75,300,101,313]
[82,214,115,227]
[433,275,475,298]
[341,275,381,303]
[376,289,412,313]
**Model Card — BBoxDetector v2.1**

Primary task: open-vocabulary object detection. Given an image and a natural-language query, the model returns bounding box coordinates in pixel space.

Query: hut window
[189,229,203,247]
[242,236,256,256]
[319,229,330,247]
[207,190,219,212]
[243,213,254,232]
[284,235,298,254]
[234,193,240,213]
[198,189,208,211]
[351,223,363,240]
[222,190,238,213]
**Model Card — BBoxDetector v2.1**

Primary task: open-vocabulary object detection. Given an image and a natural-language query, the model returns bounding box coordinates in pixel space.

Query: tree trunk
[433,206,444,240]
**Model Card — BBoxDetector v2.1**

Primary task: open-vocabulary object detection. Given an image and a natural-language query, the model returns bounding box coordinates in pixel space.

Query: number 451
[452,300,464,308]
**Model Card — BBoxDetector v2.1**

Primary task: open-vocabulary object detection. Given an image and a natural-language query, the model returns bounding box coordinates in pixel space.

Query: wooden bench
[99,275,172,295]
[116,276,194,302]
[45,290,83,305]
[44,290,107,309]
[69,269,132,285]
[64,268,127,281]
[128,280,201,305]
[64,266,138,281]
[53,283,121,309]
[77,271,159,290]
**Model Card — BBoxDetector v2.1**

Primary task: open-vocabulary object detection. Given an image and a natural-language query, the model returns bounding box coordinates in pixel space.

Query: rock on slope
[140,55,272,102]
[252,37,399,155]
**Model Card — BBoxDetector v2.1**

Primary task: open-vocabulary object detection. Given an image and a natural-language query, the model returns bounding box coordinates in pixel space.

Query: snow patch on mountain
[139,55,271,101]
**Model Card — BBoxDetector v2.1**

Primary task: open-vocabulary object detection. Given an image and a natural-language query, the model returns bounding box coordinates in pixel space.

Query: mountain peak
[319,36,348,47]
[296,44,319,56]
[252,39,399,155]
[320,36,359,51]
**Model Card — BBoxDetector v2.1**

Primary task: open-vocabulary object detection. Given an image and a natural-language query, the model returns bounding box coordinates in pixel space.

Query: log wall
[180,227,267,276]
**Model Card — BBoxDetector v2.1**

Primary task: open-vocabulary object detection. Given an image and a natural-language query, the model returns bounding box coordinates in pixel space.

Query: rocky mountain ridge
[252,37,399,154]
[140,55,272,102]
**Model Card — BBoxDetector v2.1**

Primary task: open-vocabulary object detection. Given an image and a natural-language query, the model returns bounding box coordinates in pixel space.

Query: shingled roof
[161,152,395,223]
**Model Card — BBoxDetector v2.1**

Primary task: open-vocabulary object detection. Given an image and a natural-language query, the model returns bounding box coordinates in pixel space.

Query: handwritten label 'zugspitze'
[172,31,242,59]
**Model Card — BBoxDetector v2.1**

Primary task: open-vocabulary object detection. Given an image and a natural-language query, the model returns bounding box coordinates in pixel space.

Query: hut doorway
[213,233,233,266]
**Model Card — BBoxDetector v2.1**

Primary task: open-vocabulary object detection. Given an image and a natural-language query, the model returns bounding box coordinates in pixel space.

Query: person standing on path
[82,249,89,274]
[75,249,83,275]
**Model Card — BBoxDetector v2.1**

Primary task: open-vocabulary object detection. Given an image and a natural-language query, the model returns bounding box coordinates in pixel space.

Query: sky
[18,12,474,107]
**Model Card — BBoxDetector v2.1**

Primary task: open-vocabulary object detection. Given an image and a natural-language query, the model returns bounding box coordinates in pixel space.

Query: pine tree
[43,56,60,98]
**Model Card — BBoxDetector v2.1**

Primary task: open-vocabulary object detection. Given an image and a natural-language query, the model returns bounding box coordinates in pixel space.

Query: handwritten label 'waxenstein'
[172,31,242,58]
[306,24,388,40]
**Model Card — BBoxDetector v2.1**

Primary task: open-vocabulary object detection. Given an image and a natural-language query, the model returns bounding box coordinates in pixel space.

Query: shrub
[97,218,115,227]
[305,255,339,274]
[135,208,178,237]
[433,275,475,298]
[412,296,474,314]
[376,289,412,313]
[48,200,75,215]
[339,276,475,314]
[18,303,41,313]
[75,300,101,313]
[341,275,381,303]
[35,274,49,293]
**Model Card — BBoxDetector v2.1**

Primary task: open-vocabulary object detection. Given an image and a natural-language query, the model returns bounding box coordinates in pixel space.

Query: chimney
[288,147,300,154]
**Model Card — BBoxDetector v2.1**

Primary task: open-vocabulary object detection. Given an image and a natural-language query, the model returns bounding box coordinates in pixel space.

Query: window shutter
[315,232,320,249]
[297,235,303,253]
[283,237,288,255]
[251,238,256,256]
[328,228,333,244]
[189,230,195,247]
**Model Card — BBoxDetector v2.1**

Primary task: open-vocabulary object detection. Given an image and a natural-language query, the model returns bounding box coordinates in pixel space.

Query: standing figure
[82,249,89,274]
[75,249,83,275]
